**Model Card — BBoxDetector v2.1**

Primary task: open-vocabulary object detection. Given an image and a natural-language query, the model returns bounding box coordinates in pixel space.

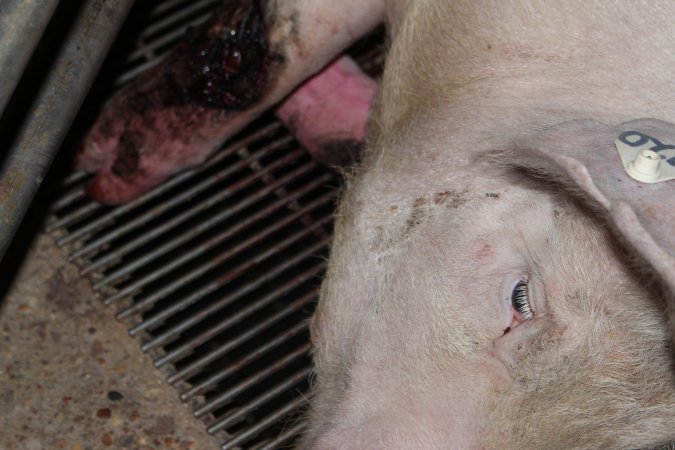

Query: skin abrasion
[77,0,282,204]
[77,0,384,204]
[180,0,280,110]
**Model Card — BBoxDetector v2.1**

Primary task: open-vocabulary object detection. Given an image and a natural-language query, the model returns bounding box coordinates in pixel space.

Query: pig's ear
[501,119,675,329]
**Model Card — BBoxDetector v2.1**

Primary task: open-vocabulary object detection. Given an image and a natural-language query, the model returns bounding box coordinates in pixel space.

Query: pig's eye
[511,279,534,320]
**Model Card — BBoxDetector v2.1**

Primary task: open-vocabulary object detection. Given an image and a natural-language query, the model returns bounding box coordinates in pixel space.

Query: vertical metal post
[0,0,62,116]
[0,0,136,261]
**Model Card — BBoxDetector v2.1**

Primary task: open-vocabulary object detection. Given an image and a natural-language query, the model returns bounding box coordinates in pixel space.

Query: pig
[77,0,675,448]
[301,1,675,449]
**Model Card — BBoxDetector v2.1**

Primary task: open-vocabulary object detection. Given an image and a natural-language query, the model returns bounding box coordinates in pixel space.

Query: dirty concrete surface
[0,233,219,450]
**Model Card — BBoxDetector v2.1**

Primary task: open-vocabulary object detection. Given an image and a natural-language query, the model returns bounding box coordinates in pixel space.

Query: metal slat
[69,137,295,260]
[148,0,194,17]
[54,122,282,245]
[194,343,310,418]
[136,235,329,350]
[163,295,314,384]
[40,2,387,447]
[48,183,90,216]
[208,367,311,433]
[110,0,220,87]
[47,202,101,232]
[166,305,314,389]
[76,145,299,269]
[139,0,217,40]
[220,396,307,448]
[59,171,89,187]
[169,320,307,397]
[115,12,213,86]
[179,290,317,400]
[114,183,324,319]
[95,171,333,298]
[254,422,307,450]
[126,12,211,63]
[154,254,325,369]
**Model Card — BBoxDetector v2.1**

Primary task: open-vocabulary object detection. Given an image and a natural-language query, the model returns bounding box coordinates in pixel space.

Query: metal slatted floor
[49,124,333,448]
[45,1,382,448]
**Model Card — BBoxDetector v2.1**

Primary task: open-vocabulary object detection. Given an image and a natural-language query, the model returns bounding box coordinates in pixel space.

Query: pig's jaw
[308,362,498,449]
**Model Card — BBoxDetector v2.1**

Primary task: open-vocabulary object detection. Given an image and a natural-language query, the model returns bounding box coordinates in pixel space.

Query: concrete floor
[0,232,219,450]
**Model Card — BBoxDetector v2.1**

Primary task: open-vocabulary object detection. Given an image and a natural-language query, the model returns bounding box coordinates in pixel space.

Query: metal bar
[61,170,88,187]
[156,262,323,370]
[254,421,307,450]
[194,342,310,417]
[139,0,217,40]
[207,367,310,433]
[51,170,88,196]
[115,55,166,87]
[170,321,306,399]
[114,1,218,86]
[104,179,330,304]
[220,395,307,448]
[126,11,212,63]
[68,137,293,257]
[0,0,62,115]
[74,141,297,266]
[134,231,330,349]
[46,202,101,233]
[56,122,282,247]
[128,213,329,331]
[149,0,193,17]
[114,12,212,86]
[167,315,307,389]
[95,170,332,296]
[101,162,314,305]
[164,292,315,384]
[180,291,317,401]
[49,184,89,214]
[0,0,135,261]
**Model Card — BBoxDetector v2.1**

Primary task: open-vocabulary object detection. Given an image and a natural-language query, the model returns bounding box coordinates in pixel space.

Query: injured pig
[77,1,675,448]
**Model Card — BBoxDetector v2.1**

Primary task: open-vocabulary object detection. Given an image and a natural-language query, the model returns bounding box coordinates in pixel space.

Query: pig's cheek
[492,316,551,369]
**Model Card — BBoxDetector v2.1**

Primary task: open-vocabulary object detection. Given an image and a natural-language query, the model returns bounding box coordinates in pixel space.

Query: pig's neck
[384,1,675,135]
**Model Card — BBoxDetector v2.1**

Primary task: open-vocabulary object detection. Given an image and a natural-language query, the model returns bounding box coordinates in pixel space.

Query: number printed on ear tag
[615,131,675,183]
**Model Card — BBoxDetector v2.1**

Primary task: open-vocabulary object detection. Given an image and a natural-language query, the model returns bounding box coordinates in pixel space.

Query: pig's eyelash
[511,278,534,320]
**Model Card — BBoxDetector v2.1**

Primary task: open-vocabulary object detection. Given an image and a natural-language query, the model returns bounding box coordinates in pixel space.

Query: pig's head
[306,161,675,447]
[304,151,674,449]
[301,3,675,448]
